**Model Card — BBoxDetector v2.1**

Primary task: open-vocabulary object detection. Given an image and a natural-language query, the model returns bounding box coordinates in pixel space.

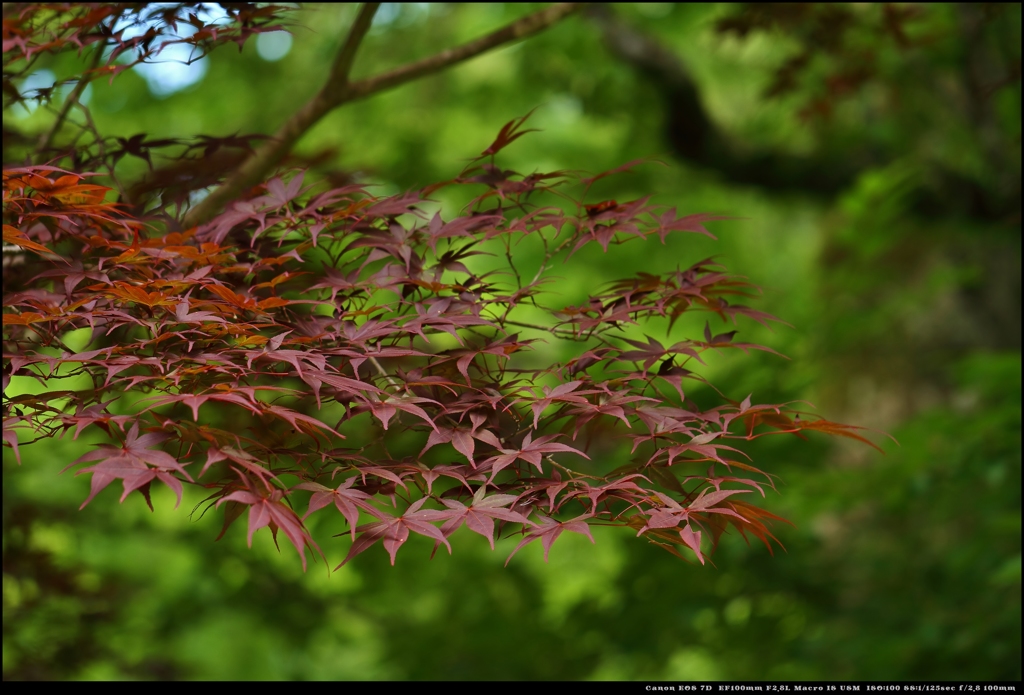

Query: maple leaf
[261,172,307,208]
[4,224,60,259]
[724,500,793,555]
[59,400,133,440]
[351,464,413,494]
[480,432,589,480]
[307,267,364,303]
[415,463,475,495]
[569,211,647,255]
[436,486,534,549]
[679,524,705,565]
[400,297,493,344]
[480,108,540,157]
[336,497,453,568]
[563,391,657,434]
[217,488,322,571]
[698,320,787,358]
[450,333,534,382]
[421,210,503,254]
[295,478,385,541]
[618,335,704,373]
[358,393,440,431]
[65,422,193,510]
[651,430,747,467]
[263,404,344,440]
[650,209,733,243]
[526,381,599,428]
[579,157,661,187]
[570,474,652,513]
[685,464,770,497]
[505,513,595,566]
[636,489,750,539]
[139,389,263,421]
[789,417,887,452]
[300,367,381,410]
[172,300,226,324]
[3,420,25,465]
[200,446,281,488]
[420,425,503,467]
[187,132,273,158]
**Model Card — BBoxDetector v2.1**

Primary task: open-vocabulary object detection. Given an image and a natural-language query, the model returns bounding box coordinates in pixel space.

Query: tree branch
[183,3,380,229]
[184,3,582,230]
[344,3,582,101]
[37,43,104,154]
[325,2,380,98]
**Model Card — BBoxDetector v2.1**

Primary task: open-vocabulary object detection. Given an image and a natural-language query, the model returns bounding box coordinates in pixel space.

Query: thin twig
[38,44,104,153]
[76,99,128,199]
[500,319,580,339]
[368,355,402,391]
[343,3,581,102]
[183,3,581,229]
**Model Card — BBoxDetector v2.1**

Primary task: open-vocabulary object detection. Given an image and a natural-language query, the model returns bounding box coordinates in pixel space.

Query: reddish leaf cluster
[2,126,877,570]
[4,3,289,86]
[3,4,305,223]
[3,4,875,570]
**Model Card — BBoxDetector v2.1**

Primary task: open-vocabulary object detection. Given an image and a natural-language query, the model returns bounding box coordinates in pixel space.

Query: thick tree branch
[325,2,380,97]
[183,3,380,229]
[184,3,581,229]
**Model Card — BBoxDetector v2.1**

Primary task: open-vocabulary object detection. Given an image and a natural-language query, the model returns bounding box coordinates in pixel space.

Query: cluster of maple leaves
[2,147,877,569]
[4,3,286,77]
[2,3,876,571]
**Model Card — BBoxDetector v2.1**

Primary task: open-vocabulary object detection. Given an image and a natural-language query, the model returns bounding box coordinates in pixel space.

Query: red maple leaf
[65,422,193,510]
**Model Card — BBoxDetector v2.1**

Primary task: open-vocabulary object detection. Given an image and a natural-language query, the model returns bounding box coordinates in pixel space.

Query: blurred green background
[3,3,1020,680]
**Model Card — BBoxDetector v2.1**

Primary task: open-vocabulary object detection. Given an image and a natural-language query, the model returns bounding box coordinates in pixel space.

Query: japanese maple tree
[2,3,877,571]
